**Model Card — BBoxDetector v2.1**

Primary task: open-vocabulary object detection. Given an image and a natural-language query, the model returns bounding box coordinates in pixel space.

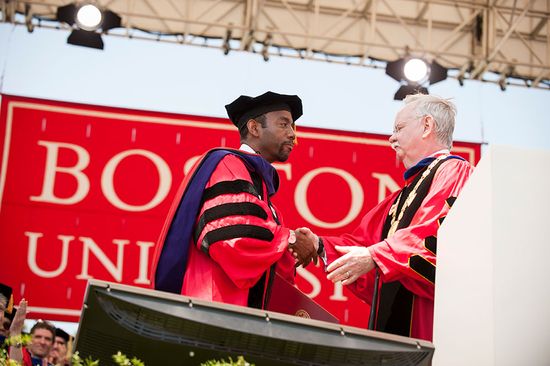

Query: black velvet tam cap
[55,327,71,342]
[5,307,16,322]
[0,283,11,302]
[225,91,302,129]
[0,283,13,313]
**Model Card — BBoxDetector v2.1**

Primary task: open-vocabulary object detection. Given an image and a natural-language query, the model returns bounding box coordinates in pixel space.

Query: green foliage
[1,348,13,366]
[200,356,254,366]
[0,352,21,366]
[1,335,31,366]
[1,340,250,366]
[69,350,146,366]
[72,351,100,366]
[112,351,144,366]
[2,335,31,348]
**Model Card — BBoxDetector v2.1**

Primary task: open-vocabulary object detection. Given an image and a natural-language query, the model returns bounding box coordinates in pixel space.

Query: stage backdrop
[0,94,480,327]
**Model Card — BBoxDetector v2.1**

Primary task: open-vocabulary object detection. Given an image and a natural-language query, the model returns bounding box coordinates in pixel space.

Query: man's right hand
[288,228,318,267]
[8,299,27,363]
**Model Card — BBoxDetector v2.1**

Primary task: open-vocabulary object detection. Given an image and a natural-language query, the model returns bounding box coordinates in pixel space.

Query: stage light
[428,60,448,85]
[56,2,121,50]
[75,4,102,31]
[394,84,428,101]
[404,58,428,83]
[385,56,448,100]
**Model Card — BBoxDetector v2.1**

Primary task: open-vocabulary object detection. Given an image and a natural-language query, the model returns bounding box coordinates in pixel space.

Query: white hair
[404,93,457,149]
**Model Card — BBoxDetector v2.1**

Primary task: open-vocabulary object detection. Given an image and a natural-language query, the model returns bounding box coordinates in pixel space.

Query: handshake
[287,227,323,268]
[286,228,375,285]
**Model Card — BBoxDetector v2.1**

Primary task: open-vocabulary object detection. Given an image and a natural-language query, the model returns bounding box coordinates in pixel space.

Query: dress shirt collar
[239,143,257,154]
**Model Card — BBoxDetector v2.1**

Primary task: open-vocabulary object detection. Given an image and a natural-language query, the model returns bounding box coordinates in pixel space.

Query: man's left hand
[326,246,376,285]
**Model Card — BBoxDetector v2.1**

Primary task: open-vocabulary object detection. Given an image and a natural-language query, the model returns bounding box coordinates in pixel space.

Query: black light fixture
[56,2,121,50]
[385,57,448,100]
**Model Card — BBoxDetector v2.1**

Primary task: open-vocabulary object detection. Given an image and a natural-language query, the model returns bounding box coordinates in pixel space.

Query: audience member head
[50,327,71,365]
[29,321,55,358]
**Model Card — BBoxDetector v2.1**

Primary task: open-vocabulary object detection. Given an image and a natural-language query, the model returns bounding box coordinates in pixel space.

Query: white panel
[492,146,550,366]
[434,145,550,366]
[433,147,494,366]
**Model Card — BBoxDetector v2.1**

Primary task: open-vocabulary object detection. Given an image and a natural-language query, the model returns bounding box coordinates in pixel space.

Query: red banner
[0,94,480,327]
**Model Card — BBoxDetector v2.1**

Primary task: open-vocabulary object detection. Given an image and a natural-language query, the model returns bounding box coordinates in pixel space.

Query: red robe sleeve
[21,347,32,366]
[195,154,293,290]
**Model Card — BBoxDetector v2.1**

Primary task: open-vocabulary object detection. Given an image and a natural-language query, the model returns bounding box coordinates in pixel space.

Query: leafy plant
[201,356,254,366]
[1,335,31,366]
[2,335,31,348]
[112,351,144,366]
[1,338,251,366]
[71,351,100,366]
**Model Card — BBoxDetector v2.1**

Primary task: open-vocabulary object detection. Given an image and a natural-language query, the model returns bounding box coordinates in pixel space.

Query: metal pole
[368,269,380,330]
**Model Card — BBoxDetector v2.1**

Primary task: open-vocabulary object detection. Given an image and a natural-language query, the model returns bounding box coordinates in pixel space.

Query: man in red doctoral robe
[297,93,473,341]
[151,91,318,309]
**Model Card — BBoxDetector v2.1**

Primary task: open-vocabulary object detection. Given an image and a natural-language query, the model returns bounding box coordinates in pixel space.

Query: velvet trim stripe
[409,255,436,284]
[199,224,275,254]
[202,179,260,203]
[445,196,457,208]
[424,236,437,255]
[404,155,465,180]
[194,202,268,244]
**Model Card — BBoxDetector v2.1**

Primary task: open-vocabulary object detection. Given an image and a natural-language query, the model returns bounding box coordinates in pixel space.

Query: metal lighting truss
[2,0,549,89]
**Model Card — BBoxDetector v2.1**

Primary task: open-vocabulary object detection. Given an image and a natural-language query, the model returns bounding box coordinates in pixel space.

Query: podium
[75,280,434,365]
[433,145,550,365]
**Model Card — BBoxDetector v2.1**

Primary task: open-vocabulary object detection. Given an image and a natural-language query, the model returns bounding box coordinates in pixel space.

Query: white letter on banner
[371,172,400,203]
[133,241,155,285]
[76,237,129,282]
[273,162,292,180]
[30,141,90,205]
[25,231,74,278]
[296,266,321,298]
[101,149,172,212]
[183,156,201,175]
[295,167,364,229]
[329,281,348,301]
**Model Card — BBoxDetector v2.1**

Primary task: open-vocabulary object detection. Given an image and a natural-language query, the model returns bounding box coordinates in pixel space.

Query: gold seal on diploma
[295,309,311,318]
